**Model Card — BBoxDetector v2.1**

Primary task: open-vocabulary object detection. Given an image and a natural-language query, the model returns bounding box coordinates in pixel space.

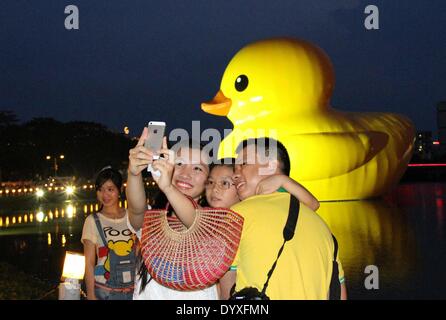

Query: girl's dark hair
[138,138,210,293]
[209,157,236,172]
[95,166,123,191]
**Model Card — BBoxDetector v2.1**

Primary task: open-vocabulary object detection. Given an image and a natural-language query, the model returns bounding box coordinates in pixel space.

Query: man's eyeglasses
[205,179,235,190]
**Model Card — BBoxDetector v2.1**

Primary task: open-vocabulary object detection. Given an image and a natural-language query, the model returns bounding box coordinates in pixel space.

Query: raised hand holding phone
[128,127,153,176]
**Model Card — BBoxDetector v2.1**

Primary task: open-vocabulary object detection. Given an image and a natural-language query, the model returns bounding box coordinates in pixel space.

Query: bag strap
[93,212,108,247]
[260,194,300,296]
[329,234,341,300]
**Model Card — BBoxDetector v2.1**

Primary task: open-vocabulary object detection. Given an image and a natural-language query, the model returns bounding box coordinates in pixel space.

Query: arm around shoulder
[282,176,320,211]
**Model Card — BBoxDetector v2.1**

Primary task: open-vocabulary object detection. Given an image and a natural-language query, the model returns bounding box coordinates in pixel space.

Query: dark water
[0,183,445,299]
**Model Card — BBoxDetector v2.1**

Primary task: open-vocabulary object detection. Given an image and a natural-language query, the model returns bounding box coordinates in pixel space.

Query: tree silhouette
[0,113,133,182]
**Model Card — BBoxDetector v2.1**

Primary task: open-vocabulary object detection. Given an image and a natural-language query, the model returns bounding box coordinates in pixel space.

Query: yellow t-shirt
[231,192,344,300]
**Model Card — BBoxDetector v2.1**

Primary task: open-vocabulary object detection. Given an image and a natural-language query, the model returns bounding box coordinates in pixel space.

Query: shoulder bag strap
[329,234,341,300]
[93,212,108,247]
[261,194,300,296]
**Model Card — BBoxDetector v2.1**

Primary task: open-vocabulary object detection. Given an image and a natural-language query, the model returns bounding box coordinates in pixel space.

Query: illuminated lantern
[202,38,415,200]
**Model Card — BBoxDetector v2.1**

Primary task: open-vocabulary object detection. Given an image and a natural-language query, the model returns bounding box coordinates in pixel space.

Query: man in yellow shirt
[227,138,346,300]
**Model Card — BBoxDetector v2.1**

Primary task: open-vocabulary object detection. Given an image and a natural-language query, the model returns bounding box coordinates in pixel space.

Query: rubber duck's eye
[235,75,249,92]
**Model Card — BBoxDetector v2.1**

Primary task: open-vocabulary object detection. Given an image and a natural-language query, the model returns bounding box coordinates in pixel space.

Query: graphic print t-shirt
[81,211,135,284]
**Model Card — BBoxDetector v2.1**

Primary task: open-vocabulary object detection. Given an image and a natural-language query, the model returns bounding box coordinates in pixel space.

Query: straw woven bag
[140,200,244,291]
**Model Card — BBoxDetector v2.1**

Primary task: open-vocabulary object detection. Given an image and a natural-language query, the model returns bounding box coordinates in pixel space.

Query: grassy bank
[0,262,57,300]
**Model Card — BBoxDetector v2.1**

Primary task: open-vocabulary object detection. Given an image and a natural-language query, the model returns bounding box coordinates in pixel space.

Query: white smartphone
[145,121,166,176]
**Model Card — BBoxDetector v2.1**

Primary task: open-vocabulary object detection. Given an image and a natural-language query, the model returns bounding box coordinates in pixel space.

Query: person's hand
[151,137,175,192]
[255,174,286,195]
[128,127,156,176]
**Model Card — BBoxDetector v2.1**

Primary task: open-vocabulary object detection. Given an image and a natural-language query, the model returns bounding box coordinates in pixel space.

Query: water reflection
[36,211,44,222]
[318,200,417,297]
[0,201,111,230]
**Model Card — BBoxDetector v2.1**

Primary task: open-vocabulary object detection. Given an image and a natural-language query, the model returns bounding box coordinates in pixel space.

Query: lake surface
[0,183,445,299]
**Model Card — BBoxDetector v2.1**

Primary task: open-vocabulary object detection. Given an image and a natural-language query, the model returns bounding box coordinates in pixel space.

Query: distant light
[36,211,45,222]
[60,155,65,159]
[124,126,130,135]
[433,141,440,145]
[46,155,51,160]
[66,186,75,195]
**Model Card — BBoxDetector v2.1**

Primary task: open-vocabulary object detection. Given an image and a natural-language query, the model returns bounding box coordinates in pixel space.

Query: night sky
[1,0,445,137]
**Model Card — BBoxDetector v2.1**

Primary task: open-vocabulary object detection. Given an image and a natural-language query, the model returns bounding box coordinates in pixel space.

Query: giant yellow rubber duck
[201,38,415,201]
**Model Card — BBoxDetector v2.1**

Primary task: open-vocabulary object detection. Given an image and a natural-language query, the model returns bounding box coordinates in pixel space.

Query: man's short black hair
[235,138,291,176]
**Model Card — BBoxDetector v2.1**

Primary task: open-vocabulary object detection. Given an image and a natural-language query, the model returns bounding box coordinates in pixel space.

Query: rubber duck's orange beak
[201,90,232,116]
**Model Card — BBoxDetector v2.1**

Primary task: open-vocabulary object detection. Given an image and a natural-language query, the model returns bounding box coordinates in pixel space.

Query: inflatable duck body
[202,38,415,201]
